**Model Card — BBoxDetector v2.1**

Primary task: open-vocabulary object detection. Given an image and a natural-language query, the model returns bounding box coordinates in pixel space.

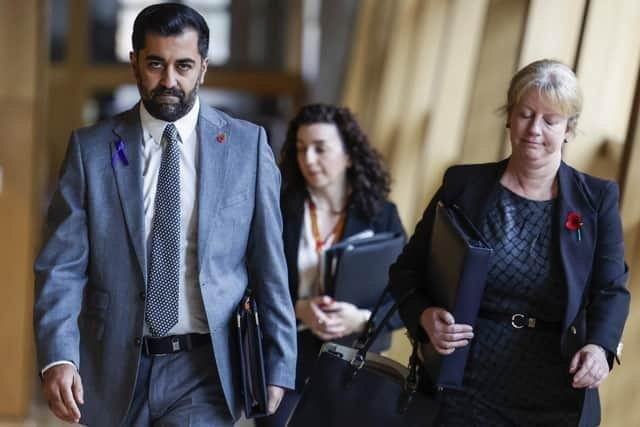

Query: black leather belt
[479,310,561,332]
[143,333,211,356]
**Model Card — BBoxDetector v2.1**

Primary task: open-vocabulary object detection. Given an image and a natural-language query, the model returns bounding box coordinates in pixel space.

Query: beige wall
[0,0,45,417]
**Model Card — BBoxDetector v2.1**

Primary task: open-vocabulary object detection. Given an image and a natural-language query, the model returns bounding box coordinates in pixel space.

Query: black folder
[422,202,493,389]
[236,289,269,418]
[324,232,405,308]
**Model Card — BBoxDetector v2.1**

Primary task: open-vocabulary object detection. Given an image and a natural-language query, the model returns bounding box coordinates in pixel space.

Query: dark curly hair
[280,103,391,221]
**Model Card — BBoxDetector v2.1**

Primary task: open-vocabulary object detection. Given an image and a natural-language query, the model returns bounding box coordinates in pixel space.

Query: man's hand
[266,385,285,415]
[419,307,474,355]
[41,364,84,423]
[569,344,610,389]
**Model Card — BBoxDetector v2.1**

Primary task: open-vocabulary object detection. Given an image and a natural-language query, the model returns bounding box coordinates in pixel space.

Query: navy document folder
[422,202,493,389]
[236,289,269,418]
[324,232,405,308]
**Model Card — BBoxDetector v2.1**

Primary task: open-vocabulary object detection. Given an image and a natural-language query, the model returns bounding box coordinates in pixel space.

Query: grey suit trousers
[123,343,233,427]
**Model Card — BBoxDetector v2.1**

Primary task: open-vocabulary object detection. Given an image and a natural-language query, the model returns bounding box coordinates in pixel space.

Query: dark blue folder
[422,202,493,389]
[324,232,405,308]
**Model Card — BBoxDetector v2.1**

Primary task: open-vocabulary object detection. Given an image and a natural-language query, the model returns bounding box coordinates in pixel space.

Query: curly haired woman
[256,103,405,427]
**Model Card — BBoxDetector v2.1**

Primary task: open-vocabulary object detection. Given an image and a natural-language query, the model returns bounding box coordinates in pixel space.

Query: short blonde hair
[506,59,583,136]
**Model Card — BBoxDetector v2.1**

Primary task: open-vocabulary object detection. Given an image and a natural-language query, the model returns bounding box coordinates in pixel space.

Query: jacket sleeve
[585,181,630,368]
[33,131,88,371]
[246,126,297,389]
[373,202,407,331]
[388,187,443,342]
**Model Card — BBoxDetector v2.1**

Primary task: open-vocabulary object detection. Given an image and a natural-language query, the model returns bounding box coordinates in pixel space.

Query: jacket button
[134,337,142,346]
[139,291,145,301]
[570,326,577,335]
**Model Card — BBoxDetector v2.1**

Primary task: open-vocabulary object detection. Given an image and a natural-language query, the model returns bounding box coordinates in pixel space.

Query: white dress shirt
[140,98,208,336]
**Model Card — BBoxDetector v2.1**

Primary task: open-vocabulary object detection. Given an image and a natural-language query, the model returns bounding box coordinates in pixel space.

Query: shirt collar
[139,97,200,146]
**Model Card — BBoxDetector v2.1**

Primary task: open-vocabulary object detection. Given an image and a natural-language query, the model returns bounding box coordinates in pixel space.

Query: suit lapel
[196,104,231,268]
[342,207,370,239]
[556,161,597,327]
[450,160,507,229]
[112,107,146,281]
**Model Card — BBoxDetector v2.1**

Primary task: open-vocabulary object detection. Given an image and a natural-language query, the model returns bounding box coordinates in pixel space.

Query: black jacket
[390,159,630,427]
[282,190,405,389]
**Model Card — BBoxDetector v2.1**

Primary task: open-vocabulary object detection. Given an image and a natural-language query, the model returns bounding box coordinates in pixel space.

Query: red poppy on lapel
[565,211,583,241]
[216,133,226,143]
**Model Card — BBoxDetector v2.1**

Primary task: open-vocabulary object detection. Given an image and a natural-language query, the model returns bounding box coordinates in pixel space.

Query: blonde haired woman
[390,59,630,426]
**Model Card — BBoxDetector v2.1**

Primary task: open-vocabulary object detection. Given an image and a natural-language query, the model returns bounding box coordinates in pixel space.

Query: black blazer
[282,191,405,389]
[389,159,630,427]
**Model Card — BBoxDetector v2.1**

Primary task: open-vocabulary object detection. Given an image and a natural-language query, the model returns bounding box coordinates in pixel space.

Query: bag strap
[353,285,410,351]
[346,285,426,412]
[350,286,415,367]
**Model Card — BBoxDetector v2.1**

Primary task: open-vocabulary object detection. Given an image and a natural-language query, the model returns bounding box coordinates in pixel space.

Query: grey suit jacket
[34,102,297,426]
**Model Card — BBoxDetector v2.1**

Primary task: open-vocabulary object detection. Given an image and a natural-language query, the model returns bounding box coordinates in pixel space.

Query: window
[91,0,232,64]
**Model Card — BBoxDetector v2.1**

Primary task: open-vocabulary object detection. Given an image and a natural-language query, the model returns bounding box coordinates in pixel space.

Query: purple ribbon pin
[111,139,129,167]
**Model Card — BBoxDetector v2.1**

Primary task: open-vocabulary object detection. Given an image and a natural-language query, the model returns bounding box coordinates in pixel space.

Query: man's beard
[139,80,200,122]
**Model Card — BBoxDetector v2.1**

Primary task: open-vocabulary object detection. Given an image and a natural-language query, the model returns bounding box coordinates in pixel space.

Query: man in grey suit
[34,3,296,426]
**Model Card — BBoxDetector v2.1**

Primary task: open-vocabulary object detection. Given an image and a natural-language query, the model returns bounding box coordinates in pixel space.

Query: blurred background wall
[1,0,639,425]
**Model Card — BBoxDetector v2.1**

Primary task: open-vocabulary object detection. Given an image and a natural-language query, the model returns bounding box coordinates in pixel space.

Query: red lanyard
[308,200,346,253]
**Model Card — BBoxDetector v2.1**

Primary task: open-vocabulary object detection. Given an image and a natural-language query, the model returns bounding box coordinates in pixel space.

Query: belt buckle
[511,313,526,329]
[172,337,181,352]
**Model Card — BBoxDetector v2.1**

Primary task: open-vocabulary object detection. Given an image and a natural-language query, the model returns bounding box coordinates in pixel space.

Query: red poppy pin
[216,133,226,143]
[565,211,583,241]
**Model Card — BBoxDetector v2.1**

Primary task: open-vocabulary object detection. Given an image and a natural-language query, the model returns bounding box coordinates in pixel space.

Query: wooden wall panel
[414,0,489,222]
[460,0,529,164]
[518,0,586,67]
[619,79,640,261]
[387,0,449,228]
[567,0,640,180]
[603,63,640,427]
[0,0,44,417]
[365,0,420,157]
[342,0,396,135]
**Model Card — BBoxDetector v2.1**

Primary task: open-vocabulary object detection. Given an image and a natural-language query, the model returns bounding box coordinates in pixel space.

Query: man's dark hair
[132,2,210,58]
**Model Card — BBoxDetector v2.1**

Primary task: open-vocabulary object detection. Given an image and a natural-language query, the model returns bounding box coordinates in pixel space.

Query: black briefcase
[422,202,493,388]
[286,289,439,427]
[236,289,269,418]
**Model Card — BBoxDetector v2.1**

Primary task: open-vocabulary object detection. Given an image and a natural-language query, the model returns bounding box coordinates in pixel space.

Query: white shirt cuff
[41,360,76,376]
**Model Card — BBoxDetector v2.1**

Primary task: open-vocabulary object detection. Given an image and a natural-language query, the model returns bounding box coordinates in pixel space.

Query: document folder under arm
[323,232,405,308]
[422,202,493,389]
[236,289,269,418]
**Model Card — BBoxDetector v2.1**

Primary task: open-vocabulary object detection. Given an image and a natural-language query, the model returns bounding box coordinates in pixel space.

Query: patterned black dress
[435,185,582,426]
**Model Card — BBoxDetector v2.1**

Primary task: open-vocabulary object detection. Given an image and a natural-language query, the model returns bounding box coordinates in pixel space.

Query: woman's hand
[569,344,609,389]
[321,301,371,336]
[295,296,346,340]
[419,307,474,355]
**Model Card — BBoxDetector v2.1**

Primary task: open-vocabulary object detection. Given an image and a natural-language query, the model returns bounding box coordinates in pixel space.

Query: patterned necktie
[146,123,181,336]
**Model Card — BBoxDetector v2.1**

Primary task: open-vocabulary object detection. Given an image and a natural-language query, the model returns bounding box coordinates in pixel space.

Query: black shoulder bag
[286,288,439,427]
